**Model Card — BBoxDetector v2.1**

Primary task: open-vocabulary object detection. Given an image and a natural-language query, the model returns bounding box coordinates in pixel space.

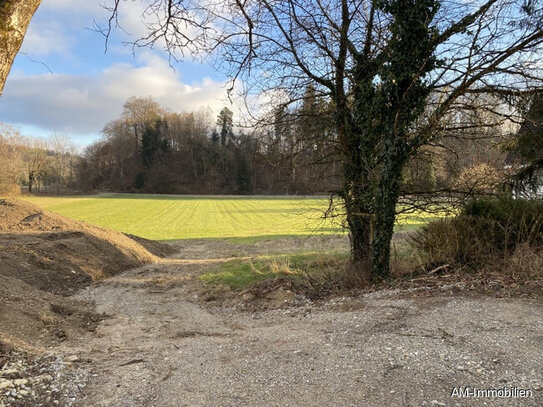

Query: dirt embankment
[0,198,174,350]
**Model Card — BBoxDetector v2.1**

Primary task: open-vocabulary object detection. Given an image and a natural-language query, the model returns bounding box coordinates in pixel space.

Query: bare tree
[103,0,542,280]
[48,134,74,194]
[0,0,42,96]
[0,123,25,194]
[24,137,48,193]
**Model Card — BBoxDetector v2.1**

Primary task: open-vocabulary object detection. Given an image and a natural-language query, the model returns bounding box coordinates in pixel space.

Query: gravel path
[46,240,543,407]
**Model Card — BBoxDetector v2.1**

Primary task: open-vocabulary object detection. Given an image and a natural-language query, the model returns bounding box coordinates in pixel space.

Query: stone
[40,375,54,383]
[65,355,79,363]
[0,381,13,390]
[0,369,20,379]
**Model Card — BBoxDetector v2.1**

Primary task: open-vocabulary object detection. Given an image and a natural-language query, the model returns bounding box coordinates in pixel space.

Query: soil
[1,199,543,406]
[0,198,174,350]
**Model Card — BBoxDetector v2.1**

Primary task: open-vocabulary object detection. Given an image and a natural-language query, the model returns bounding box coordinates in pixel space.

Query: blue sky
[0,0,232,147]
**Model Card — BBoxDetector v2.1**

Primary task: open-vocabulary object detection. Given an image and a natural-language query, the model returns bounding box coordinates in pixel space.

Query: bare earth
[51,239,542,407]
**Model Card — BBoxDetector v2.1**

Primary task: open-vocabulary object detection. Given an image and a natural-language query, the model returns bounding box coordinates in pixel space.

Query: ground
[1,198,542,406]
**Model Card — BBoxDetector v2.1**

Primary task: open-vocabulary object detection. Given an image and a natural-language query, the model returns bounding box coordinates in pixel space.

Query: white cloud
[20,20,75,56]
[19,0,107,59]
[41,0,104,14]
[0,55,230,142]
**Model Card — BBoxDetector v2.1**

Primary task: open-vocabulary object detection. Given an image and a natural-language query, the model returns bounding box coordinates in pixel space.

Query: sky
[0,0,233,147]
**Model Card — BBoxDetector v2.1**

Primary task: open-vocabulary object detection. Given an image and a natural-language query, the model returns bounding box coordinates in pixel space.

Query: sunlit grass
[22,193,445,241]
[200,252,349,290]
[23,194,343,241]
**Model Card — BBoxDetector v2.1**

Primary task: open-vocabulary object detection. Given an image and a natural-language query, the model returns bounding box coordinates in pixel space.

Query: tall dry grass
[411,197,543,272]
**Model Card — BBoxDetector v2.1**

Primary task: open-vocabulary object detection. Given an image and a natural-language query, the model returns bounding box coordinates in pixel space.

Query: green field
[22,194,436,241]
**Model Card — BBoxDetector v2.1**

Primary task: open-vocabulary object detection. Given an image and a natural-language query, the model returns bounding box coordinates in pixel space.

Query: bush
[412,197,543,267]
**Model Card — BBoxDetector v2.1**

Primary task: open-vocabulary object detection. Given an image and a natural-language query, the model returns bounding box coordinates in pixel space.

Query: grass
[21,193,446,294]
[22,193,441,242]
[200,252,350,291]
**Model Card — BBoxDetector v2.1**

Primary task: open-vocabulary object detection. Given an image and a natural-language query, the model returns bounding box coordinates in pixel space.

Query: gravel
[43,260,543,407]
[0,351,88,407]
[3,236,542,407]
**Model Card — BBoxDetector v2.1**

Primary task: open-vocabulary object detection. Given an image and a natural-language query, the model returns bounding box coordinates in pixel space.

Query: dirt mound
[0,198,174,350]
[0,198,175,283]
[0,198,74,232]
[123,233,174,258]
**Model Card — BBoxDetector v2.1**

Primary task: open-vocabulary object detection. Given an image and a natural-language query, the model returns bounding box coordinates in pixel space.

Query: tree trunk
[342,125,409,282]
[0,0,42,96]
[346,206,372,267]
[370,170,403,281]
[342,149,373,275]
[28,172,33,193]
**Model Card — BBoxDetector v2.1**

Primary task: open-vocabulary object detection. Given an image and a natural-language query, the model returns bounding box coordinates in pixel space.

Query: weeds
[412,197,543,274]
[39,306,55,325]
[199,252,355,298]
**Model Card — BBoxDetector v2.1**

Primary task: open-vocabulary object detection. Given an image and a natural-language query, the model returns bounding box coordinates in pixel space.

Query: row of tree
[0,125,77,195]
[2,92,523,199]
[75,94,341,195]
[76,94,517,199]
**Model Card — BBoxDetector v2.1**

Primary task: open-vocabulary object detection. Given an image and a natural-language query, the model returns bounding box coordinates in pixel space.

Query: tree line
[2,91,527,200]
[0,125,77,195]
[76,92,515,198]
[75,93,340,195]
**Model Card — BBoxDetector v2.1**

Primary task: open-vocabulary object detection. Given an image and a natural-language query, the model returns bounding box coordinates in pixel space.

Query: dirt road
[43,238,543,407]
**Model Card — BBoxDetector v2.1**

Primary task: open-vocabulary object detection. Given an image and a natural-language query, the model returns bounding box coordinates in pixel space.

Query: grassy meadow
[22,193,438,242]
[21,193,446,290]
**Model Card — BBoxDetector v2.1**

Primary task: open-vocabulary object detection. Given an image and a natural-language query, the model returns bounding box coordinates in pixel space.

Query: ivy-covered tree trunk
[342,183,372,269]
[342,0,439,281]
[0,0,41,96]
[342,137,409,282]
[370,151,408,280]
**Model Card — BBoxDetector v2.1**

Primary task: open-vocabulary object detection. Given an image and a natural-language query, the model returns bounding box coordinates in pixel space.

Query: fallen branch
[427,264,450,275]
[119,358,145,367]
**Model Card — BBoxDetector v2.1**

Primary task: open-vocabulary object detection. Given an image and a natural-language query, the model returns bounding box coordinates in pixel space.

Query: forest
[3,91,530,200]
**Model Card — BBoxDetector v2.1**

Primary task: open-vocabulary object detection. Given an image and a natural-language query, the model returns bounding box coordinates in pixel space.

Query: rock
[0,382,13,391]
[65,355,79,363]
[241,292,256,301]
[40,375,54,383]
[13,379,28,386]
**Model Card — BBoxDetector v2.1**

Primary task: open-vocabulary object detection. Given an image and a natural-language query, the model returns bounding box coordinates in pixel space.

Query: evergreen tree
[513,94,543,192]
[141,119,167,168]
[217,107,233,147]
[211,129,220,145]
[236,154,252,194]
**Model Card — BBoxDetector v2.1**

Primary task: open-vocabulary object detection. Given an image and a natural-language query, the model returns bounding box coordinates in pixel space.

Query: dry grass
[266,258,296,275]
[411,198,543,268]
[490,244,543,282]
[401,198,543,298]
[39,306,56,325]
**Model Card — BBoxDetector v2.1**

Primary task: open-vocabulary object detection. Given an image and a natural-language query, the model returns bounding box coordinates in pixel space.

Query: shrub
[412,197,543,267]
